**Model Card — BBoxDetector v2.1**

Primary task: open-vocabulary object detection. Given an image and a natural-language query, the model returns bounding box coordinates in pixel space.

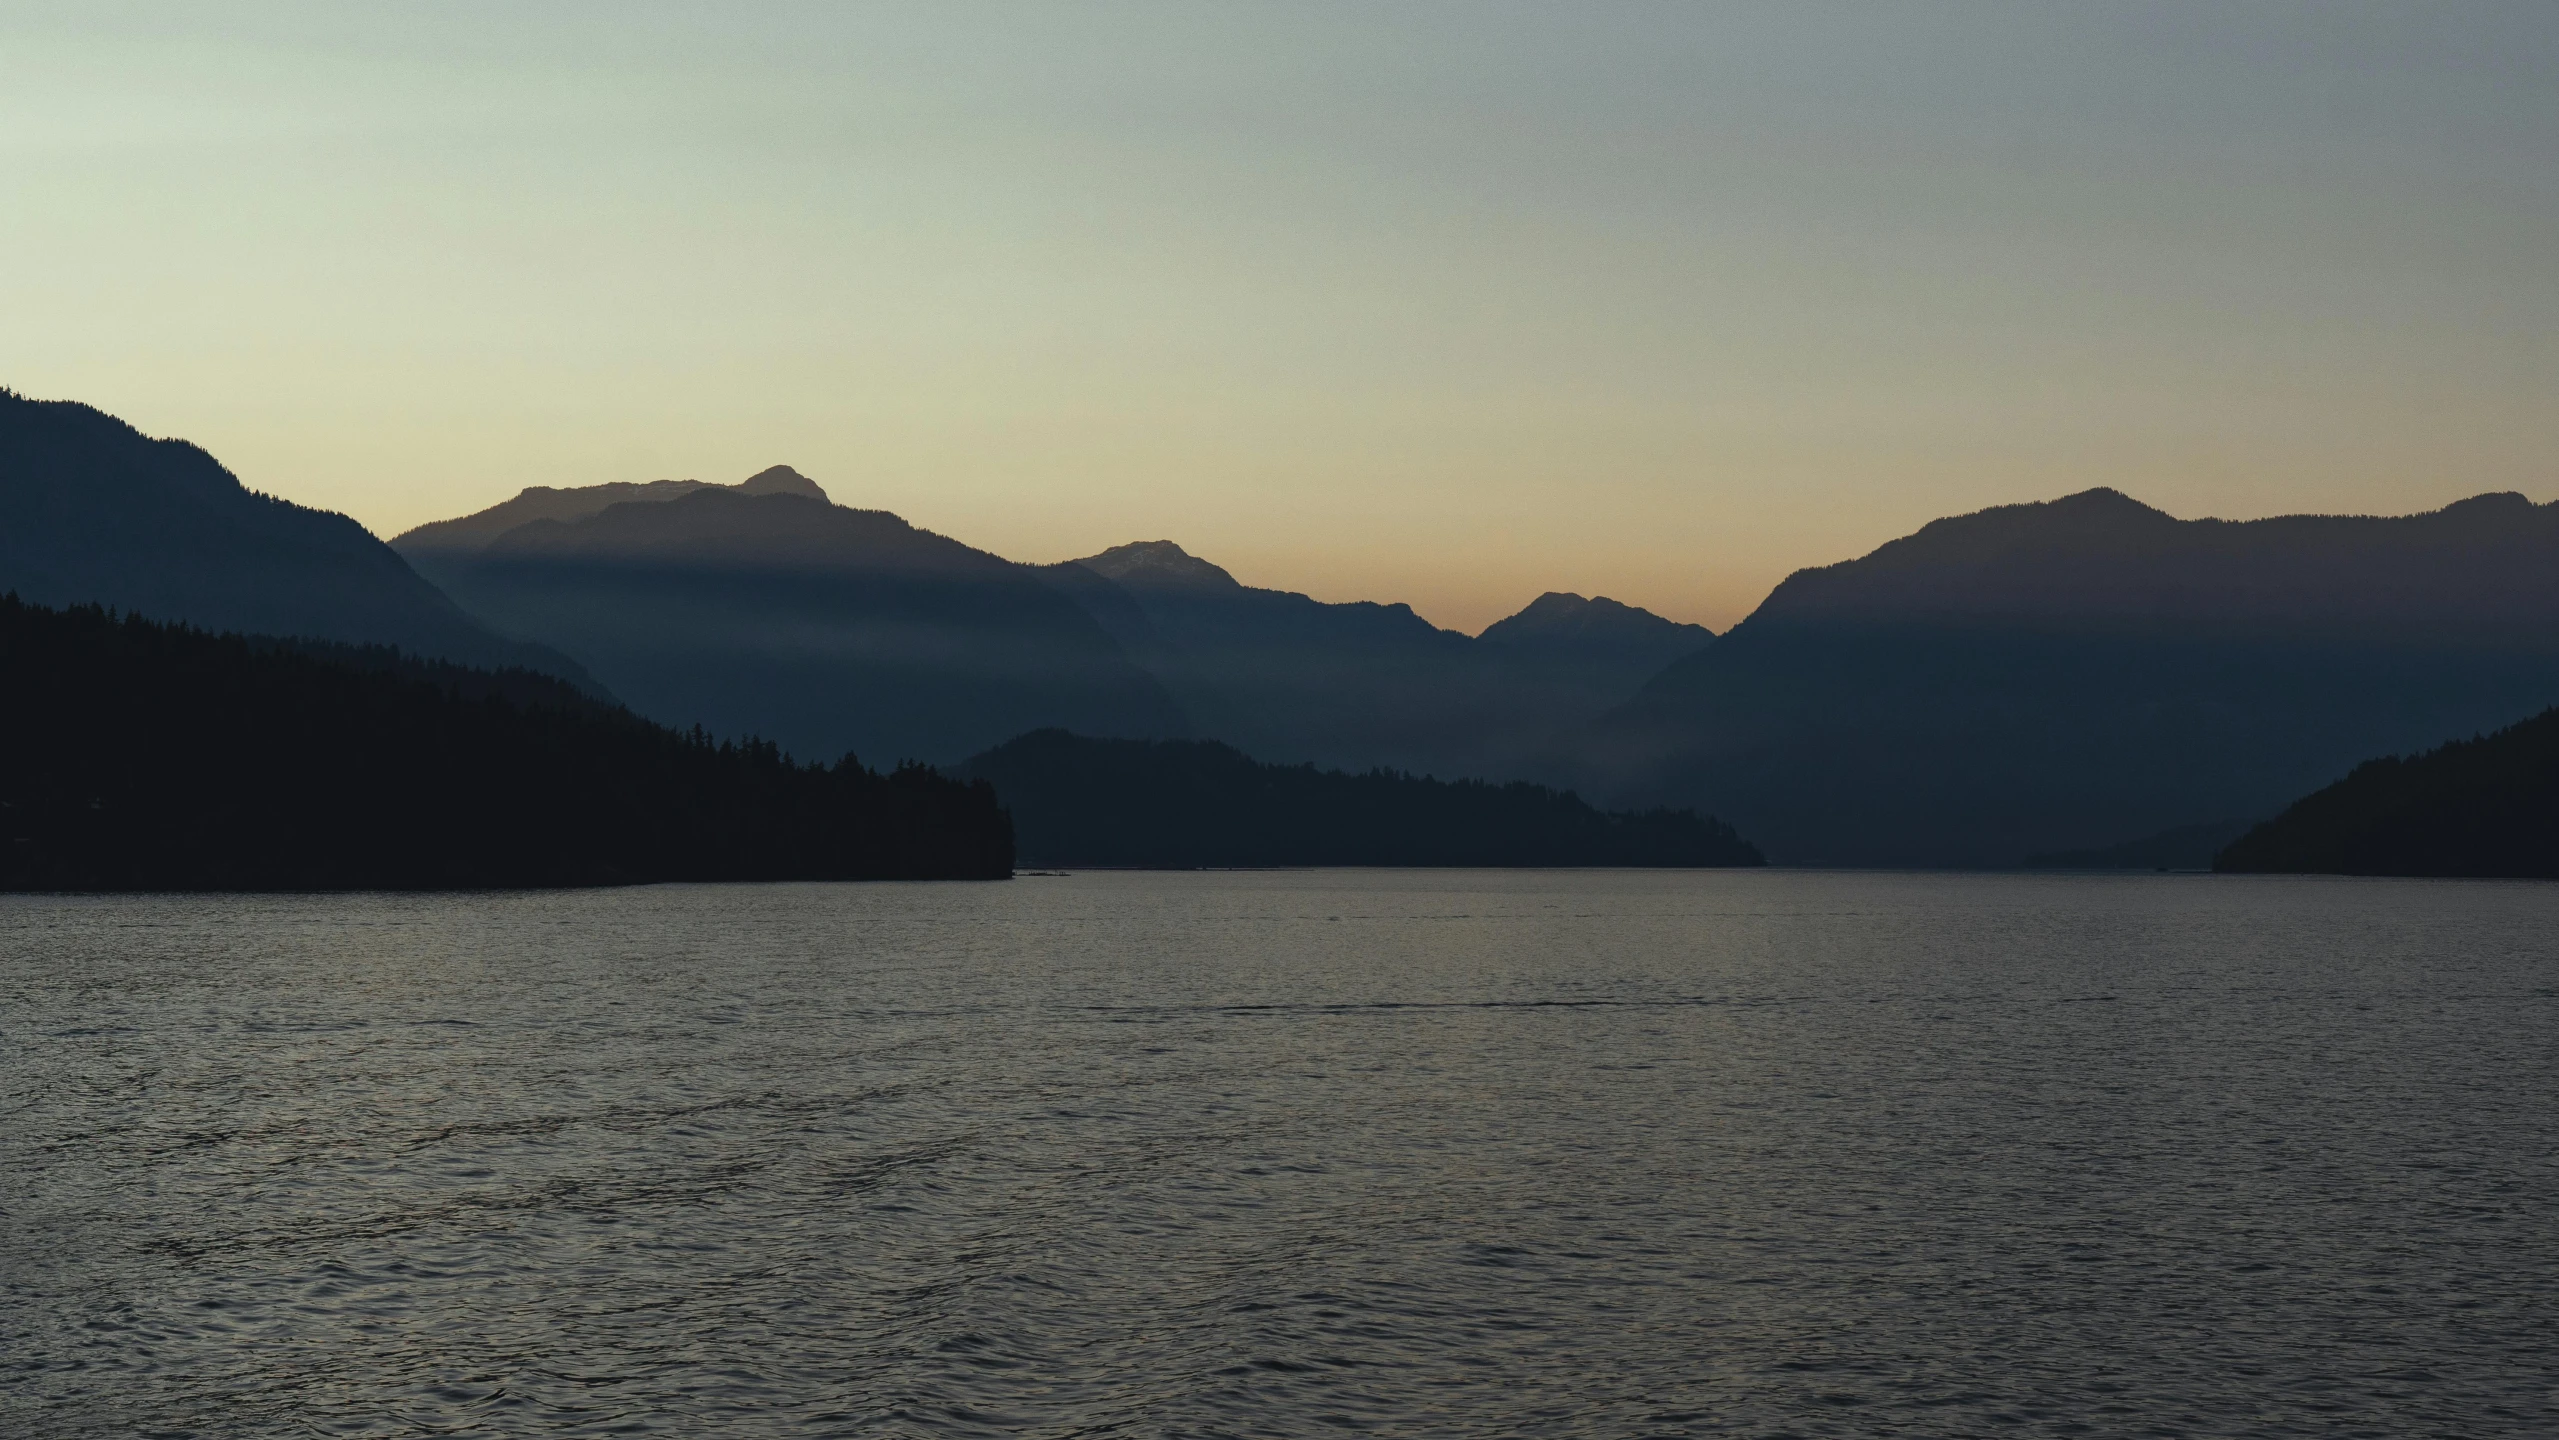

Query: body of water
[4,870,2555,1436]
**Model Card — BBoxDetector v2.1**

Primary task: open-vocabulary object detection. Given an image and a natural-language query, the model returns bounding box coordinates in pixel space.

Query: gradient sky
[6,3,2555,631]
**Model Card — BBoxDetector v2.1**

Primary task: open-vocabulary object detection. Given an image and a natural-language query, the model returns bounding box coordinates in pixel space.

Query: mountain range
[390,474,1708,771]
[14,387,2559,873]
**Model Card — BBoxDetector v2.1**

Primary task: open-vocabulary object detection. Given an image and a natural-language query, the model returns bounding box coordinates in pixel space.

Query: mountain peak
[395,465,833,556]
[2050,486,2154,512]
[1964,487,2179,535]
[2435,491,2536,522]
[736,465,828,502]
[1516,590,1594,617]
[1501,592,1616,629]
[1480,591,1711,643]
[1074,540,1241,590]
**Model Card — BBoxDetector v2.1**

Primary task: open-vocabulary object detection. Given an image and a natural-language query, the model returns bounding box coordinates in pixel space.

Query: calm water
[3,870,2555,1438]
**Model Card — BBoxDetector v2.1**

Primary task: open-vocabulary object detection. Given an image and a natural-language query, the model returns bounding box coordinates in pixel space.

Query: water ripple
[4,869,2556,1437]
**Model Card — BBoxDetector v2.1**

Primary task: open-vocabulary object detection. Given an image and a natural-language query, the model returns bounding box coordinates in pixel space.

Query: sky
[5,3,2555,632]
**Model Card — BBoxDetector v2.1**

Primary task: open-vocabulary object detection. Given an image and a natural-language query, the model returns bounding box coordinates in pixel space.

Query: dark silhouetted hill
[1576,489,2559,866]
[1052,542,1710,781]
[2216,708,2559,877]
[0,388,601,690]
[395,477,1190,766]
[0,595,1010,889]
[958,728,1761,868]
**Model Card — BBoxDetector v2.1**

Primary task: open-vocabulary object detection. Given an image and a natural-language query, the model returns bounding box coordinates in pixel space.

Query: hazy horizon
[8,3,2556,631]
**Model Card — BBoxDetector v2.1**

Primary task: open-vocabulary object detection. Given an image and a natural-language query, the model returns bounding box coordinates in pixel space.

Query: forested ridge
[2216,706,2559,878]
[961,729,1763,868]
[0,595,1011,889]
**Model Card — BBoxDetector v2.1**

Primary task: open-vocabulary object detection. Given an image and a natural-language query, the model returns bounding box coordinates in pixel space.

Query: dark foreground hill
[0,596,1011,890]
[959,729,1761,869]
[1577,488,2559,866]
[0,388,601,690]
[396,471,1189,765]
[2216,708,2559,877]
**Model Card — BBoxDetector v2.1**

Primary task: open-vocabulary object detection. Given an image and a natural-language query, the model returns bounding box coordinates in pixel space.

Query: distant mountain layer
[1580,488,2559,867]
[1056,541,1712,781]
[0,596,1011,889]
[2025,819,2257,872]
[0,388,600,688]
[2217,709,2559,878]
[959,728,1762,868]
[395,474,1188,765]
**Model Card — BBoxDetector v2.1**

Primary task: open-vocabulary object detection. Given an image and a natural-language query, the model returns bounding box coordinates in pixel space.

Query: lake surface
[4,870,2555,1437]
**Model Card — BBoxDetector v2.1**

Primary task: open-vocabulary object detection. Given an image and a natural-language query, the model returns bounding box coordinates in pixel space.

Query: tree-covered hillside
[0,596,1011,889]
[2216,708,2559,878]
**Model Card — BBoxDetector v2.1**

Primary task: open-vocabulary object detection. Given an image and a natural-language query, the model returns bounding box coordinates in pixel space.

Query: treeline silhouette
[960,729,1764,868]
[2216,707,2559,878]
[0,595,1011,890]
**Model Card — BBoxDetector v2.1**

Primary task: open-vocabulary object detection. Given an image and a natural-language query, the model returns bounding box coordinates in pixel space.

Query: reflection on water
[4,870,2555,1437]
